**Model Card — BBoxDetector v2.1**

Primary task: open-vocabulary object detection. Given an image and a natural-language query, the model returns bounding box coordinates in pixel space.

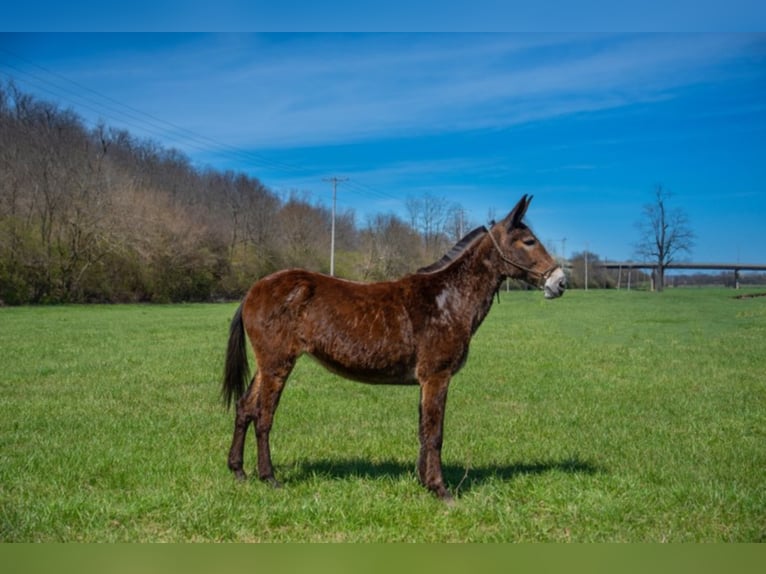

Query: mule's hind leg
[227,368,291,486]
[252,367,291,486]
[228,377,256,480]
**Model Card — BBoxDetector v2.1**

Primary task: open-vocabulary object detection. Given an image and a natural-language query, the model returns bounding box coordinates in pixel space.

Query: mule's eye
[523,238,536,246]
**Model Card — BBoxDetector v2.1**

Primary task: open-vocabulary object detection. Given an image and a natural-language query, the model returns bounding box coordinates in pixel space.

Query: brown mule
[221,195,566,500]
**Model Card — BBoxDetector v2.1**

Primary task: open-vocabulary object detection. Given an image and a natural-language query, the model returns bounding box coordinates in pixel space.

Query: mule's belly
[297,283,419,384]
[308,351,418,385]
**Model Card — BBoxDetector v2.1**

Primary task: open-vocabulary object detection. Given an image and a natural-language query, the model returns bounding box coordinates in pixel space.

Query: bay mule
[222,195,566,501]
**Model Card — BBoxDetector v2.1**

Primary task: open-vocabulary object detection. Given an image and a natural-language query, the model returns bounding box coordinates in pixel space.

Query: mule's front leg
[417,375,452,502]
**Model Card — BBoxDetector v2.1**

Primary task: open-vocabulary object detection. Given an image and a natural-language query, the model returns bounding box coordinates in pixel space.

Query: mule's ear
[502,195,533,230]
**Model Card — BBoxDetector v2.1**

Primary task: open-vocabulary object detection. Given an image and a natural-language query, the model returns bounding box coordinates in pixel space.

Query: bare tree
[444,203,474,243]
[277,191,331,271]
[406,193,451,260]
[359,213,423,280]
[635,185,695,291]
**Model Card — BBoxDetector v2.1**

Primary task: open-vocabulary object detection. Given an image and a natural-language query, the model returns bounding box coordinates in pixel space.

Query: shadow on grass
[286,456,600,496]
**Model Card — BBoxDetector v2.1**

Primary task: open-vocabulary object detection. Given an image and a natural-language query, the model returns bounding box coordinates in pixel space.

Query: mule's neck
[437,232,506,334]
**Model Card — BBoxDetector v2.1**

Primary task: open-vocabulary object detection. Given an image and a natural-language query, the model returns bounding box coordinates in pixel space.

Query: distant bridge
[595,262,766,289]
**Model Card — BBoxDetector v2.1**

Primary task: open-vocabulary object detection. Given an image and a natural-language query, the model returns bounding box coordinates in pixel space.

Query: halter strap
[487,229,559,285]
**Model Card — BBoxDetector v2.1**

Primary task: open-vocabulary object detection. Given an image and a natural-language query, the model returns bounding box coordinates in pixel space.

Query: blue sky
[1,32,765,263]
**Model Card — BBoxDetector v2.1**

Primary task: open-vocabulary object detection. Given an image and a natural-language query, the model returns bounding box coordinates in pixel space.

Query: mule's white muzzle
[544,267,567,299]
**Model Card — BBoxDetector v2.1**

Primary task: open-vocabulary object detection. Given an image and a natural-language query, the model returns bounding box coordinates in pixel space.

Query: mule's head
[490,195,566,299]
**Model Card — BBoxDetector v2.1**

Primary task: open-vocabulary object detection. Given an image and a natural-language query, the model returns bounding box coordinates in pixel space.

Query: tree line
[0,82,479,304]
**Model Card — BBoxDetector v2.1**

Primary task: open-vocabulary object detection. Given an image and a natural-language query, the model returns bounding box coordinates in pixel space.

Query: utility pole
[323,176,348,276]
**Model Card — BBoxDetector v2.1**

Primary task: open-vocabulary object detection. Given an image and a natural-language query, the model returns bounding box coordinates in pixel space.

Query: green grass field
[1,288,764,541]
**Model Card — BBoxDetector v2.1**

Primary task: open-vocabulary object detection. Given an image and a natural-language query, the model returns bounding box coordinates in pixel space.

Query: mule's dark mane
[416,225,488,274]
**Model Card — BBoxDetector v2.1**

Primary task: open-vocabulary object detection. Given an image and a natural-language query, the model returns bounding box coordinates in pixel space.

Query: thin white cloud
[54,33,763,152]
[185,34,757,148]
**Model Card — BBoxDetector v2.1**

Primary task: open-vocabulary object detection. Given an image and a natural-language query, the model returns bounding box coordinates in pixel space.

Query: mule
[221,195,566,500]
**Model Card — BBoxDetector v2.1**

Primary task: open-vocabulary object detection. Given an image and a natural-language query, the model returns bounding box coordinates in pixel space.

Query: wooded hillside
[0,82,448,304]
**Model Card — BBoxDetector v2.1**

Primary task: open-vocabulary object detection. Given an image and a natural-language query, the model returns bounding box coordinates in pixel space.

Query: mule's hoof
[262,476,282,489]
[437,490,455,506]
[429,484,454,504]
[232,468,248,481]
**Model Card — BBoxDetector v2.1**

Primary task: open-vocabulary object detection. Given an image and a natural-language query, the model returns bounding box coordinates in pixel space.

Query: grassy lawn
[1,288,764,541]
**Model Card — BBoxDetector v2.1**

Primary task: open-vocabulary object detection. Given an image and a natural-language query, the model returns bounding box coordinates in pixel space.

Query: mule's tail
[222,303,251,410]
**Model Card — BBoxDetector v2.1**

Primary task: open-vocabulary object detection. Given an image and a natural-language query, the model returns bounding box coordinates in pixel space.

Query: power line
[344,178,406,205]
[0,48,311,175]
